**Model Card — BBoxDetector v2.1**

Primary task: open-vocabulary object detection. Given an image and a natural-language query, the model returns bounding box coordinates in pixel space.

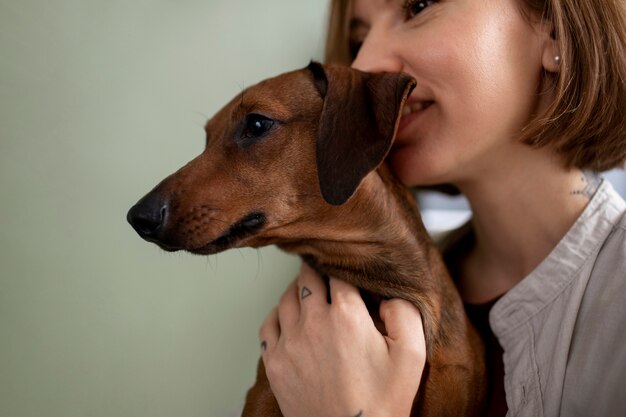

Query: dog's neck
[277,164,450,346]
[279,164,431,285]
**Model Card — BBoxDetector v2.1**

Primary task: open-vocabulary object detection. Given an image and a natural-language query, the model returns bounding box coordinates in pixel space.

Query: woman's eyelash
[402,0,437,19]
[349,39,363,60]
[349,1,437,60]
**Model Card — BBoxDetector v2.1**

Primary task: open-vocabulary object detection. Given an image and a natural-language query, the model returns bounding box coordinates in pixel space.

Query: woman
[258,0,626,416]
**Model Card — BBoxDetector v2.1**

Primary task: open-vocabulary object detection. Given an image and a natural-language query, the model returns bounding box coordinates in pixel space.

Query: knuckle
[264,356,283,382]
[332,293,353,310]
[278,289,291,306]
[378,304,391,322]
[259,308,277,335]
[330,300,350,321]
[282,335,303,358]
[295,270,307,286]
[277,300,292,321]
[401,343,427,365]
[331,302,362,330]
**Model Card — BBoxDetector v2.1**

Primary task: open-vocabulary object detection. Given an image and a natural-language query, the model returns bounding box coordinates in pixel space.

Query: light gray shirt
[489,180,626,416]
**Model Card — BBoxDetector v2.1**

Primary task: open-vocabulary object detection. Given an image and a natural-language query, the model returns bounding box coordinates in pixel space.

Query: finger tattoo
[301,286,312,300]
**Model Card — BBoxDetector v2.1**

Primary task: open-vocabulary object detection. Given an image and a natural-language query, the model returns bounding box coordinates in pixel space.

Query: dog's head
[127,63,415,254]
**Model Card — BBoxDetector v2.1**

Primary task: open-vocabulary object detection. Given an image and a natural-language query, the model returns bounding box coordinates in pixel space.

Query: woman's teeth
[402,101,432,116]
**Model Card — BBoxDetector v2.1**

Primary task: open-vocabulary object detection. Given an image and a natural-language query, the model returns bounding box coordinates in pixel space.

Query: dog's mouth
[189,211,267,255]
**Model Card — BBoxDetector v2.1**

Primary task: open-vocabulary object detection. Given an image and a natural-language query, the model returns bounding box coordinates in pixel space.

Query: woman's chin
[389,147,450,187]
[389,149,422,186]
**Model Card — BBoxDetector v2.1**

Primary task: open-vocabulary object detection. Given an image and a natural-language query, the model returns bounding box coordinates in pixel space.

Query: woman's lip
[397,101,433,138]
[401,100,433,116]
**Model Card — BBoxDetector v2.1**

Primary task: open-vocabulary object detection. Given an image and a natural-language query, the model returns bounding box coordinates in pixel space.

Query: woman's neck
[455,146,598,304]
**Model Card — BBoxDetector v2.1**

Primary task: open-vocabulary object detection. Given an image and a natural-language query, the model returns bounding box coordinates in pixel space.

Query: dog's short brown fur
[128,63,486,416]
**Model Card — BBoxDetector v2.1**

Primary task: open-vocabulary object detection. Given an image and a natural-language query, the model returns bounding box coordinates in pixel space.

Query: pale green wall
[0,1,328,416]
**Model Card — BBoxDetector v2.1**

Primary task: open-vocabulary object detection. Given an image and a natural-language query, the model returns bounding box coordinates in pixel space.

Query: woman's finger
[380,299,426,360]
[259,306,280,355]
[277,280,300,333]
[296,263,330,313]
[328,277,366,307]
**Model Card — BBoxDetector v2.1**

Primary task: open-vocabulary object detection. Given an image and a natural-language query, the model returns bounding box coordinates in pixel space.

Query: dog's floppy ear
[309,63,416,205]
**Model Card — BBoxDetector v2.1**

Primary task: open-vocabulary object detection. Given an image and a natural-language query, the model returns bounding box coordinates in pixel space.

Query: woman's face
[349,0,552,187]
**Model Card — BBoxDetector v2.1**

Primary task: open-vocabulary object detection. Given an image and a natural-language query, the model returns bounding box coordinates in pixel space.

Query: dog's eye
[238,113,275,147]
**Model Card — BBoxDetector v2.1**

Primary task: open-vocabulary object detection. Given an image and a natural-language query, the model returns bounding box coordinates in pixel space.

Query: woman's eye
[349,39,363,61]
[403,0,436,19]
[238,113,275,147]
[348,22,368,62]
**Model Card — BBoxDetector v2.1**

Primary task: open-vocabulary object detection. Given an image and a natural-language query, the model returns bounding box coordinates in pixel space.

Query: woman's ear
[542,42,561,73]
[541,24,561,73]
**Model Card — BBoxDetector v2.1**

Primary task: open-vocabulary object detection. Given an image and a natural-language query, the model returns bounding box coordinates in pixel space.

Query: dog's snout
[127,195,168,239]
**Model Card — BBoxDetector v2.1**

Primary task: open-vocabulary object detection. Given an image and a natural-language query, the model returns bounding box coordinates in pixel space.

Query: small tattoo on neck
[571,171,601,198]
[301,286,312,299]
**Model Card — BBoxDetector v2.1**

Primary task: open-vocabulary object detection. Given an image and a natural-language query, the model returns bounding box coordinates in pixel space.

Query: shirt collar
[489,180,626,338]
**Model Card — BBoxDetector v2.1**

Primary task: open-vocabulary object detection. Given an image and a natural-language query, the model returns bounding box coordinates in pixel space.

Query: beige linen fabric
[489,180,626,416]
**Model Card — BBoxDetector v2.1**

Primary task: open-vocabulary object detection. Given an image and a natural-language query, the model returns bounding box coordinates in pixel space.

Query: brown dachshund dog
[127,62,486,416]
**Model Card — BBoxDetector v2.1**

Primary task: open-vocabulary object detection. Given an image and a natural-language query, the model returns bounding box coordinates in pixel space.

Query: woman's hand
[259,263,426,417]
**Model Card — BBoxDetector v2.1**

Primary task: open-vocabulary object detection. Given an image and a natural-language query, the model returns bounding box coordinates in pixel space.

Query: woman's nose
[351,28,402,73]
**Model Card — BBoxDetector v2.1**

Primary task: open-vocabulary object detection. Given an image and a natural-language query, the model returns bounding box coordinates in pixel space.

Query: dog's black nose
[127,195,168,238]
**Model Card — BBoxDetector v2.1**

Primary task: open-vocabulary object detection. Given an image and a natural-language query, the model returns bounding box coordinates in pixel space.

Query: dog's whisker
[236,247,246,263]
[190,110,209,121]
[238,81,246,107]
[127,64,485,414]
[212,253,219,274]
[254,248,263,281]
[203,253,213,273]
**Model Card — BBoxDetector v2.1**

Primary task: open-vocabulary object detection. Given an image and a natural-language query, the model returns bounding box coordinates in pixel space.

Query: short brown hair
[324,0,626,171]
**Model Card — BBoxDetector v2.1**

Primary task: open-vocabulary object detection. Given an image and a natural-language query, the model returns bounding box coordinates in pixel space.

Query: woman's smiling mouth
[397,99,434,140]
[401,100,434,116]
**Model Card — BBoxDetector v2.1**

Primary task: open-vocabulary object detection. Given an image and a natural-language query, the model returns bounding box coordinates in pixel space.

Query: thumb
[380,299,426,359]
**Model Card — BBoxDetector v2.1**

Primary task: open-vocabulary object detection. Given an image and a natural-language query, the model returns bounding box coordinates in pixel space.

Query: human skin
[259,1,595,416]
[260,264,425,417]
[351,0,558,188]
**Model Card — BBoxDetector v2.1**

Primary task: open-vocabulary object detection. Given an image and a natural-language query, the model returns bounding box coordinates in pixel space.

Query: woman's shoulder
[559,180,626,416]
[557,178,626,331]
